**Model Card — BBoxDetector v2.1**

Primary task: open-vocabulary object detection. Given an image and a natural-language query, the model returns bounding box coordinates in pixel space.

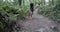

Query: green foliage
[34,0,41,4]
[0,21,4,32]
[0,6,18,21]
[0,0,29,31]
[18,5,29,19]
[38,3,60,23]
[56,0,60,5]
[0,1,29,20]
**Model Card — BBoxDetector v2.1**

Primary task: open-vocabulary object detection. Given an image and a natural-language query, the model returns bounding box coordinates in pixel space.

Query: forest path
[17,9,59,32]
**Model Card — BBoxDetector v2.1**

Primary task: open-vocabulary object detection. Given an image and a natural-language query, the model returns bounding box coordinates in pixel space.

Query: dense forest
[38,0,60,23]
[0,0,60,32]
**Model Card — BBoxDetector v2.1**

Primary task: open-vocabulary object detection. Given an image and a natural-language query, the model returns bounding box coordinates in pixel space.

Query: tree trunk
[52,0,54,5]
[18,0,22,6]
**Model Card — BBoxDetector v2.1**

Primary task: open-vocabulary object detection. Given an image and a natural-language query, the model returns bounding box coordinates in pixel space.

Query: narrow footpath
[16,9,60,32]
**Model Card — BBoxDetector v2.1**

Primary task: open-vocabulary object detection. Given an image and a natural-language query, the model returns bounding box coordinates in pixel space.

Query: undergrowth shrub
[0,1,29,32]
[38,4,60,23]
[0,21,4,32]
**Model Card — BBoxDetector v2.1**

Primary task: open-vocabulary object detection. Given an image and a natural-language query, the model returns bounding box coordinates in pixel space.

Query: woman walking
[29,2,34,19]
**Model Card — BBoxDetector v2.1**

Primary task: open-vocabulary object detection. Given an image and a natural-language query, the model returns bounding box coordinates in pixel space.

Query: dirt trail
[17,10,60,32]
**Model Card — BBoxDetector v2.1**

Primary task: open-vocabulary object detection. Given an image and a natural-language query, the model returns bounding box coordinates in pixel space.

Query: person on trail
[30,3,34,14]
[29,2,34,19]
[28,0,34,19]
